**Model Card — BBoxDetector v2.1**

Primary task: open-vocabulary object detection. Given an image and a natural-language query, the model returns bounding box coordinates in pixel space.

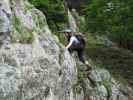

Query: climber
[61,29,92,71]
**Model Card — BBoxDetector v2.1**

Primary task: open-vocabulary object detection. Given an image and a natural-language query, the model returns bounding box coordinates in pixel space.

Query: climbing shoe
[84,61,92,71]
[85,64,92,71]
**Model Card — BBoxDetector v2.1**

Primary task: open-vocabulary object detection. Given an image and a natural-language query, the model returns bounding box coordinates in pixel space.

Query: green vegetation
[100,80,112,97]
[29,0,133,51]
[54,32,66,44]
[83,0,133,51]
[30,0,68,32]
[12,16,34,44]
[25,2,34,11]
[14,17,22,34]
[19,32,34,43]
[86,38,133,86]
[73,84,83,94]
[29,0,68,44]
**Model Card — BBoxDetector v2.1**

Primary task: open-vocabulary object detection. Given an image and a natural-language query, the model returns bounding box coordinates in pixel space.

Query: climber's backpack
[75,35,85,46]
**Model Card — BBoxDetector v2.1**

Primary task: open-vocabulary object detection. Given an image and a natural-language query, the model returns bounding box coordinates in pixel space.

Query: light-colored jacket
[66,36,80,49]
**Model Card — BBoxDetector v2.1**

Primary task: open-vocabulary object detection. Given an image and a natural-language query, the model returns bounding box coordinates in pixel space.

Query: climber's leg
[68,43,79,53]
[68,46,74,53]
[77,49,92,71]
[77,49,85,63]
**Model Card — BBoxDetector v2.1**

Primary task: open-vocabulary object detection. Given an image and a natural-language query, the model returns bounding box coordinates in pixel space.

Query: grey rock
[89,69,111,84]
[0,0,132,100]
[0,8,10,33]
[0,0,77,100]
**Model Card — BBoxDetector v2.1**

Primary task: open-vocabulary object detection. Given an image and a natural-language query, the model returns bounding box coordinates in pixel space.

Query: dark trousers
[68,43,85,63]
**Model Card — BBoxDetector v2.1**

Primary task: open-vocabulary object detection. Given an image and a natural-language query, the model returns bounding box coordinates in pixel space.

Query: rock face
[0,0,132,100]
[0,0,77,100]
[74,61,133,100]
[85,69,132,100]
[0,0,11,33]
[68,9,78,32]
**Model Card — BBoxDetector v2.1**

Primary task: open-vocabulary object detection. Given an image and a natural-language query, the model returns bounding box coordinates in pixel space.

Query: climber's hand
[65,45,69,49]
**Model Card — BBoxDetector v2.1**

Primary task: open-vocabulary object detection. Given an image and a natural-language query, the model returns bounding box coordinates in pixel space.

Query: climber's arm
[66,40,73,49]
[66,37,75,49]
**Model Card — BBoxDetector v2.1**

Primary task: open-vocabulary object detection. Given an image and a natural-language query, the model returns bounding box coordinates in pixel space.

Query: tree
[83,0,133,50]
